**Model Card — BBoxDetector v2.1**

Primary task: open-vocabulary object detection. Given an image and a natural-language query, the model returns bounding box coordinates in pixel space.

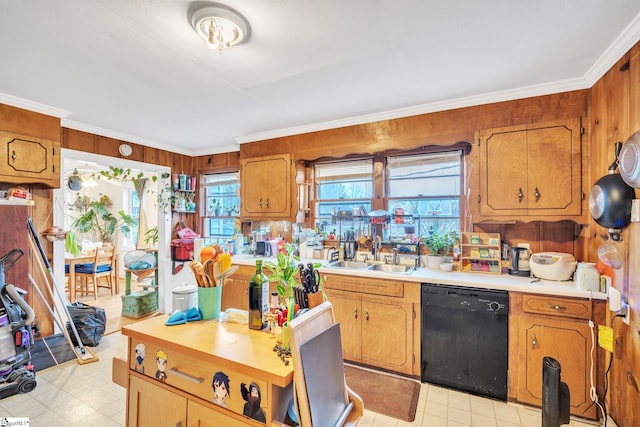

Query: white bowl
[439,263,453,272]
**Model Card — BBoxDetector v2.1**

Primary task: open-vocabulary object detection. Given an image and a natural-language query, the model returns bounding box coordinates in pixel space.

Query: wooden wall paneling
[143,146,172,168]
[196,152,240,173]
[62,128,96,151]
[240,91,588,162]
[0,104,61,141]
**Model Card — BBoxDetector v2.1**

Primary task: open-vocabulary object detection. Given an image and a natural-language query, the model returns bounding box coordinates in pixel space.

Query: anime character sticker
[134,343,146,373]
[211,371,230,407]
[155,350,168,382]
[241,382,267,423]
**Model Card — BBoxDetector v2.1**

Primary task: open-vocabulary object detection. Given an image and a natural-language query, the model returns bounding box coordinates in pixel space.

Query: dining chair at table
[74,247,117,299]
[287,301,363,426]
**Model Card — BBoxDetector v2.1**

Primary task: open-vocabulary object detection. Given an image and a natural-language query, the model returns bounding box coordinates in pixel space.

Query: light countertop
[230,254,607,300]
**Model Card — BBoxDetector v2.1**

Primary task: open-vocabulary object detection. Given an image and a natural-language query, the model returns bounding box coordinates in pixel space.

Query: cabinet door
[0,131,59,187]
[188,399,248,427]
[241,154,291,218]
[325,291,361,362]
[128,375,187,427]
[517,314,595,418]
[526,119,581,215]
[361,297,414,375]
[221,276,249,311]
[480,125,528,214]
[477,118,582,219]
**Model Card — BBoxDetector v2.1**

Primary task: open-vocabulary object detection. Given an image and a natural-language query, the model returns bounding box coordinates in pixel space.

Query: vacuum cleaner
[0,248,37,399]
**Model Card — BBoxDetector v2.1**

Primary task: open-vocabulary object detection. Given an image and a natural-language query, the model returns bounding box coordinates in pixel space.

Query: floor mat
[344,364,421,422]
[31,334,77,371]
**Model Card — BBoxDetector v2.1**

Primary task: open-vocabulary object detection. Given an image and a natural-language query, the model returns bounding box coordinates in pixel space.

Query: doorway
[53,149,171,330]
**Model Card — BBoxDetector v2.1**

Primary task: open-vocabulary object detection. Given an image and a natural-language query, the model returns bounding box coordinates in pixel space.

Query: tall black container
[542,356,570,427]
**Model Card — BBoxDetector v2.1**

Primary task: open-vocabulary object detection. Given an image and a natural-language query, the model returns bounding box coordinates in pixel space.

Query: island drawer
[128,337,270,421]
[521,294,592,320]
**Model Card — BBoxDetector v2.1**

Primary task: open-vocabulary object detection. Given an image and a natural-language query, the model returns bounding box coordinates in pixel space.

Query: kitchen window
[386,151,461,237]
[313,159,373,236]
[201,172,240,245]
[311,150,462,237]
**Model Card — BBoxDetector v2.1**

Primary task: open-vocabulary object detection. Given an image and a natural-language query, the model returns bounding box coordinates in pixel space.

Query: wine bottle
[248,259,269,330]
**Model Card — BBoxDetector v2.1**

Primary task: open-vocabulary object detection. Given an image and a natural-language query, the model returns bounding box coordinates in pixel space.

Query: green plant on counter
[422,230,459,256]
[263,243,300,301]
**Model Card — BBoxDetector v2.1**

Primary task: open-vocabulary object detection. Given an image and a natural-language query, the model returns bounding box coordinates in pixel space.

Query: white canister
[575,262,600,292]
[172,284,198,312]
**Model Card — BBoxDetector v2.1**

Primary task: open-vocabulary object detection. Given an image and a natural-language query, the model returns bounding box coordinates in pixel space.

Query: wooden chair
[287,301,363,426]
[75,248,117,299]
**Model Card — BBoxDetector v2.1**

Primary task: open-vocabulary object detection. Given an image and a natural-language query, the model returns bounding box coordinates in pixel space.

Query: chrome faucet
[392,248,399,265]
[373,235,382,261]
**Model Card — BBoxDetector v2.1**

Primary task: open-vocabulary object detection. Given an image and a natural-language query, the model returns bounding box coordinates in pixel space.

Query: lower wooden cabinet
[129,375,249,427]
[509,293,604,420]
[322,273,419,376]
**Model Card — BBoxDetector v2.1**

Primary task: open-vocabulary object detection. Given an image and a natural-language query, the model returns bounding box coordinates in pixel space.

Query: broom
[27,217,98,364]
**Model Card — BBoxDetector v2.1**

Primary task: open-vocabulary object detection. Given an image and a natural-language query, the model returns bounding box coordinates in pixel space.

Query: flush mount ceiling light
[188,2,251,52]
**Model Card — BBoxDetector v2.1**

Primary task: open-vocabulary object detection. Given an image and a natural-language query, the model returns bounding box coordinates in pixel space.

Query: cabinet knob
[546,304,566,311]
[534,187,541,202]
[354,307,358,319]
[365,310,369,321]
[259,197,263,208]
[517,188,524,202]
[266,197,270,208]
[11,150,16,162]
[531,333,537,348]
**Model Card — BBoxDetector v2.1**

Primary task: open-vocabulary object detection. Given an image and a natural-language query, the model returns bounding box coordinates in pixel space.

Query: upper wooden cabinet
[240,153,293,220]
[0,131,60,188]
[473,118,584,222]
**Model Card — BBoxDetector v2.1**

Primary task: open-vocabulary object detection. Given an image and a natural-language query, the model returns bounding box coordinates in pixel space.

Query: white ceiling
[1,1,640,156]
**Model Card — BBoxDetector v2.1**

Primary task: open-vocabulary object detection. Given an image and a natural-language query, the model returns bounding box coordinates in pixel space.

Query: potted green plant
[70,194,136,244]
[422,230,459,269]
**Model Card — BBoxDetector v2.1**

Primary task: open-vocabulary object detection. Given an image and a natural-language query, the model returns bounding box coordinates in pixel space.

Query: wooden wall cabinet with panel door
[322,273,420,376]
[508,293,605,420]
[240,153,293,220]
[474,118,584,222]
[0,131,60,188]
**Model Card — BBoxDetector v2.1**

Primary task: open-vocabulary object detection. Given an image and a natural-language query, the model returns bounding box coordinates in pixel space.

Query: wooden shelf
[460,232,502,274]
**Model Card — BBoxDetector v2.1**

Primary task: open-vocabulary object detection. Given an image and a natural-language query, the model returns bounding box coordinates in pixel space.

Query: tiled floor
[0,331,609,427]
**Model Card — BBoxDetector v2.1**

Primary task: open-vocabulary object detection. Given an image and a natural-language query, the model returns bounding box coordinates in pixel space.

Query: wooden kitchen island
[119,315,293,427]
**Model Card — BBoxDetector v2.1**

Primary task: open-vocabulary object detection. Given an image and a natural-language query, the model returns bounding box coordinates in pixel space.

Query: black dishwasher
[421,283,509,400]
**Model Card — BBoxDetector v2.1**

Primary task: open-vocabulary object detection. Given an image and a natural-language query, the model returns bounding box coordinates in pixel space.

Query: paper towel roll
[193,238,204,262]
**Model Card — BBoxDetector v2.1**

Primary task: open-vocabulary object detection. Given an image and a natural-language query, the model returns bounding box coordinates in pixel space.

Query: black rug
[31,334,77,371]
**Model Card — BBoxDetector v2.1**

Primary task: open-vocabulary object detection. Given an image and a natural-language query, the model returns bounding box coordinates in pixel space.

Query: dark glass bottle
[248,259,269,330]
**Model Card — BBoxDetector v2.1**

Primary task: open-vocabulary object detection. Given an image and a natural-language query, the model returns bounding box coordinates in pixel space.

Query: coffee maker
[509,247,531,277]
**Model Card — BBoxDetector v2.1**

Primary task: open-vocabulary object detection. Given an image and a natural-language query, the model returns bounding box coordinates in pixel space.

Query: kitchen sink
[367,263,415,274]
[325,260,415,274]
[326,260,371,269]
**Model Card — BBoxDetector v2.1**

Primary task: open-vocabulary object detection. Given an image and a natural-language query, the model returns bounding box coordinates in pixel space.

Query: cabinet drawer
[522,294,591,320]
[129,338,270,422]
[322,273,404,297]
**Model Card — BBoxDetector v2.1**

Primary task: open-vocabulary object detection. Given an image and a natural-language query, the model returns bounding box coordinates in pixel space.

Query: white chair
[287,301,363,426]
